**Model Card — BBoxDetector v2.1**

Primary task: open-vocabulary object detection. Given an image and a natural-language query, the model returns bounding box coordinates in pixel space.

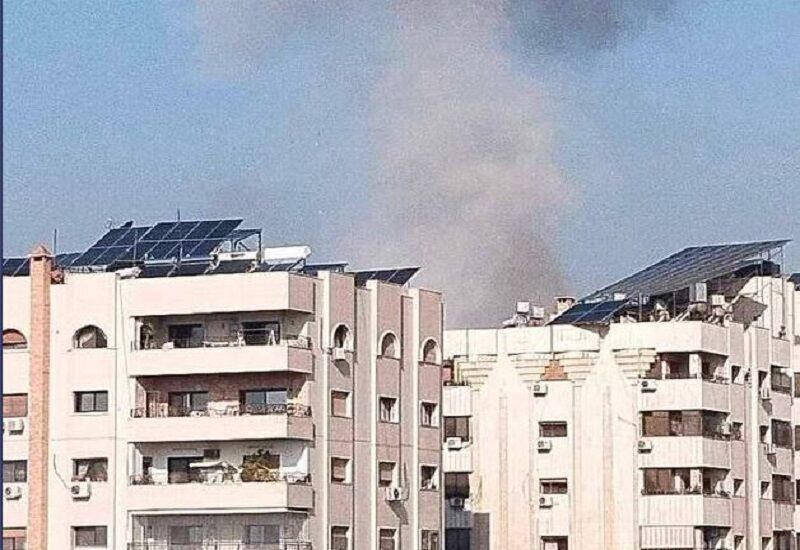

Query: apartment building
[2,218,443,550]
[441,240,799,550]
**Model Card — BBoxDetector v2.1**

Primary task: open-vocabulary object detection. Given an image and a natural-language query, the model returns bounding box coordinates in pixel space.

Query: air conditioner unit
[637,440,653,452]
[760,387,771,401]
[640,379,657,392]
[332,348,348,361]
[532,383,548,396]
[538,496,554,508]
[689,282,708,303]
[384,486,403,502]
[446,437,463,450]
[449,497,465,508]
[720,422,732,436]
[3,485,22,500]
[70,481,91,500]
[765,443,777,456]
[5,418,24,433]
[537,439,552,452]
[710,294,726,307]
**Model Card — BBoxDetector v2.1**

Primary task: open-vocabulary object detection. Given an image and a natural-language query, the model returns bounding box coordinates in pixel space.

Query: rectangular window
[73,526,108,547]
[379,529,396,550]
[331,390,351,418]
[240,388,288,415]
[444,473,470,499]
[167,456,203,484]
[541,537,568,550]
[421,530,440,550]
[2,394,27,418]
[74,391,108,413]
[331,526,350,550]
[420,402,438,427]
[168,391,208,417]
[540,478,568,494]
[378,461,396,487]
[241,321,281,346]
[539,422,567,438]
[379,396,398,423]
[167,323,204,348]
[445,528,470,550]
[772,420,793,448]
[3,461,27,483]
[421,465,439,490]
[170,525,203,545]
[2,531,25,550]
[773,475,794,503]
[245,525,280,544]
[73,458,108,482]
[331,457,350,484]
[444,416,470,440]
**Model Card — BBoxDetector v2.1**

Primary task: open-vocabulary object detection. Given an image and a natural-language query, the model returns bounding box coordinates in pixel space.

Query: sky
[4,1,800,325]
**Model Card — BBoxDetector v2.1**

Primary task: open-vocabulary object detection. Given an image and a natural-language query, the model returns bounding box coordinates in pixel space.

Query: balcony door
[168,324,203,348]
[168,391,209,417]
[240,389,288,415]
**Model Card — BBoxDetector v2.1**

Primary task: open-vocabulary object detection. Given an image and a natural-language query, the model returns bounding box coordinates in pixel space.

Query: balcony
[129,339,313,377]
[128,403,313,443]
[639,494,732,526]
[640,375,730,412]
[126,475,314,512]
[638,436,730,469]
[127,541,312,550]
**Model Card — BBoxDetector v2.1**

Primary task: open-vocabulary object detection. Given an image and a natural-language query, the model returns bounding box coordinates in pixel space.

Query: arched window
[73,325,108,349]
[380,332,400,359]
[421,338,440,364]
[332,324,351,350]
[2,329,27,350]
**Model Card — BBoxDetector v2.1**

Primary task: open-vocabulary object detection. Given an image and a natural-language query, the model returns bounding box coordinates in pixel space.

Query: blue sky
[4,1,799,299]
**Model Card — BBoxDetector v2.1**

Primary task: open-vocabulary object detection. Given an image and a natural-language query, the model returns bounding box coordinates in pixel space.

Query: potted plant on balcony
[240,450,280,482]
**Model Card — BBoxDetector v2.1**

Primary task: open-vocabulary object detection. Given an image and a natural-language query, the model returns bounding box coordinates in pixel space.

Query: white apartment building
[442,240,799,550]
[2,218,444,550]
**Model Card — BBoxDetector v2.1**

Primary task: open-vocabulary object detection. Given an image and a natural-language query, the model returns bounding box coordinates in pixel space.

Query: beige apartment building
[2,218,444,550]
[441,240,800,550]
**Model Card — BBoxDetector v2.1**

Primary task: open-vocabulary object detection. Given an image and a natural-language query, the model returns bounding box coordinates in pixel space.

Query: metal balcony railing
[136,333,311,351]
[127,540,312,550]
[131,403,312,419]
[129,471,312,486]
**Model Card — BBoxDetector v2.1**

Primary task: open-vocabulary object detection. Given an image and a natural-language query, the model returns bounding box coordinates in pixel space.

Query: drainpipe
[28,244,53,550]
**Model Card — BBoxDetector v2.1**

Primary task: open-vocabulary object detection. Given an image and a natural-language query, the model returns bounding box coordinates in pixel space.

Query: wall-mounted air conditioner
[637,440,653,452]
[760,387,771,401]
[384,485,404,502]
[4,486,22,500]
[532,383,548,396]
[539,496,554,508]
[332,348,348,361]
[5,418,24,433]
[720,422,731,436]
[449,497,465,508]
[537,439,552,452]
[446,437,463,450]
[640,380,657,392]
[70,481,91,500]
[765,443,777,456]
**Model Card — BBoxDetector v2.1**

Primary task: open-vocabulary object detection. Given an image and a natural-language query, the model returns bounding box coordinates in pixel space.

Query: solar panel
[3,258,29,276]
[789,273,800,286]
[226,228,261,242]
[139,263,176,278]
[353,267,420,287]
[585,240,789,301]
[55,252,81,268]
[549,300,629,325]
[302,262,348,275]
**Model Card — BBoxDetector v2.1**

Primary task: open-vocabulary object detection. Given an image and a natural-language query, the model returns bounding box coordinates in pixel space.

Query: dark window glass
[73,458,108,482]
[3,461,27,483]
[444,417,470,440]
[73,526,107,546]
[74,391,108,413]
[444,473,470,498]
[539,422,567,437]
[2,394,28,418]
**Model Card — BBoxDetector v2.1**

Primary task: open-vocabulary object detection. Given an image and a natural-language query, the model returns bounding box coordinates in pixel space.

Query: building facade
[442,242,799,550]
[2,220,443,550]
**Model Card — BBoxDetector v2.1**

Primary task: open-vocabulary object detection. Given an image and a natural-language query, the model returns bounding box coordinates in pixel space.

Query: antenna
[52,229,58,256]
[177,208,181,221]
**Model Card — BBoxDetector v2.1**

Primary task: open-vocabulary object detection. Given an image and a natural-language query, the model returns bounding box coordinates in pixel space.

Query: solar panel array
[584,240,789,301]
[353,267,420,287]
[302,262,348,276]
[789,273,800,286]
[548,300,629,325]
[2,257,29,276]
[70,219,243,267]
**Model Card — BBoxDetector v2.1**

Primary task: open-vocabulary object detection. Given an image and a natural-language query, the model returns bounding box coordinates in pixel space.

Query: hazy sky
[4,1,799,318]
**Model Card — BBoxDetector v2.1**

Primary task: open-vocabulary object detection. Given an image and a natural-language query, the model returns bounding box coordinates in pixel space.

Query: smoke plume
[193,1,678,327]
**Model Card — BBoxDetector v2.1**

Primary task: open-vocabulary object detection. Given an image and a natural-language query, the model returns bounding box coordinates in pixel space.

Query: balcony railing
[641,487,731,498]
[130,471,311,486]
[136,334,311,351]
[655,372,729,384]
[127,540,312,550]
[131,403,312,419]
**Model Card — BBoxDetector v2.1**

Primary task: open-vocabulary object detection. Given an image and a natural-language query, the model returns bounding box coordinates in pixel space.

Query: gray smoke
[192,1,679,327]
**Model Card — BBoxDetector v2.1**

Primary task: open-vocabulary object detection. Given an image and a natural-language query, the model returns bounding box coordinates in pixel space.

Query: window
[74,391,108,413]
[2,530,25,550]
[331,390,351,418]
[3,394,28,418]
[379,396,398,423]
[2,329,27,350]
[761,481,770,498]
[378,461,396,487]
[331,457,351,483]
[734,478,745,497]
[168,456,204,484]
[422,530,440,550]
[333,325,351,350]
[771,366,792,394]
[73,526,107,547]
[72,325,108,349]
[541,537,568,550]
[381,332,400,358]
[379,529,396,550]
[772,420,793,448]
[331,526,350,550]
[241,321,280,345]
[642,468,691,495]
[421,465,439,490]
[73,458,108,482]
[245,525,280,545]
[170,525,203,545]
[240,388,287,415]
[539,422,567,437]
[3,461,27,483]
[773,475,793,503]
[444,417,470,440]
[422,339,440,364]
[167,323,203,348]
[540,478,568,494]
[445,528,470,550]
[168,391,208,416]
[444,473,470,498]
[420,402,438,427]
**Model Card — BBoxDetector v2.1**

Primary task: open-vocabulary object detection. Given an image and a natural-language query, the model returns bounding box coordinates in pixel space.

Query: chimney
[28,244,53,550]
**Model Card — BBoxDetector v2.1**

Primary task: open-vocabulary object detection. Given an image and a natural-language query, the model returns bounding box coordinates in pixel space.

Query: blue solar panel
[302,262,348,275]
[55,253,81,268]
[353,267,420,286]
[3,258,29,276]
[185,220,221,240]
[789,273,800,286]
[140,222,176,242]
[139,263,175,278]
[549,300,629,325]
[209,219,242,238]
[172,262,211,276]
[94,227,130,247]
[163,221,200,241]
